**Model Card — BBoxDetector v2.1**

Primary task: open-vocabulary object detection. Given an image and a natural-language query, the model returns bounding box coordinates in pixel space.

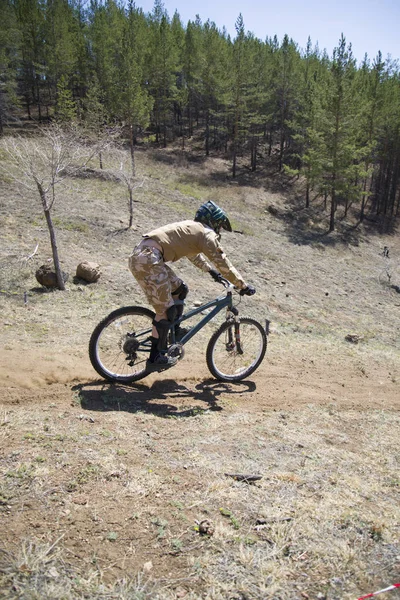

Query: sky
[136,0,400,64]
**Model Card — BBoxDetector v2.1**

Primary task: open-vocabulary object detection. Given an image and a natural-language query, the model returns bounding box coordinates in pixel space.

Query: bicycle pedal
[146,357,178,372]
[168,343,185,359]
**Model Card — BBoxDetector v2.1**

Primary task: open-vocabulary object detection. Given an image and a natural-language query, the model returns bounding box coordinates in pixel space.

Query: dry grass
[0,141,399,599]
[0,396,399,598]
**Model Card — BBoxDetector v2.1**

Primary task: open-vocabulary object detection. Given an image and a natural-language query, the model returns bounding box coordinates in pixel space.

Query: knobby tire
[206,316,267,382]
[89,306,155,383]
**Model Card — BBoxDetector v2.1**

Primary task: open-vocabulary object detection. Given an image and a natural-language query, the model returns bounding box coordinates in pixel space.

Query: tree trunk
[188,92,193,137]
[128,186,134,229]
[305,180,310,209]
[232,113,238,178]
[251,136,257,172]
[360,176,368,222]
[205,110,210,157]
[38,184,65,290]
[279,130,284,171]
[329,189,336,232]
[129,125,136,177]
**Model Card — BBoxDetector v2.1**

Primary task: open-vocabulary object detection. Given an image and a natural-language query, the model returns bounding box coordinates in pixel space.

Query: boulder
[36,264,69,288]
[76,261,101,283]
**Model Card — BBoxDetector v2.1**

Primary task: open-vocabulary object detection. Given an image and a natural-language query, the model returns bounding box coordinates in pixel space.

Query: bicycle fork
[226,307,244,355]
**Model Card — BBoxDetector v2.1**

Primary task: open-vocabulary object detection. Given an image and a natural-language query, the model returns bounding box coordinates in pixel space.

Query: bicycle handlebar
[219,276,234,289]
[218,277,255,296]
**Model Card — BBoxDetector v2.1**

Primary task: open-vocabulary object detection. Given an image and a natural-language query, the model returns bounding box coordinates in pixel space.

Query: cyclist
[129,200,256,372]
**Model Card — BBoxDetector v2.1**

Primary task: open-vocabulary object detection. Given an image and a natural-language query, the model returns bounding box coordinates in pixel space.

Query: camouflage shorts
[128,244,183,314]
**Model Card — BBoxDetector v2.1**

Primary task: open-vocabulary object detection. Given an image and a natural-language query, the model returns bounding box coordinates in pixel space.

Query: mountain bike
[89,278,269,383]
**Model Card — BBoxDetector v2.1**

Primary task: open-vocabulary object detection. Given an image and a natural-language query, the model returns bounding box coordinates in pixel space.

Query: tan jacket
[144,220,247,289]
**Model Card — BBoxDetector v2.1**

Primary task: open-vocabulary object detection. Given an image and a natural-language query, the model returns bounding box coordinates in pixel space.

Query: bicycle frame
[133,288,237,355]
[170,289,236,346]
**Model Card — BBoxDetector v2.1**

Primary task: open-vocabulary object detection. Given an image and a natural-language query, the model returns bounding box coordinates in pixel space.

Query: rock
[47,567,60,578]
[198,519,214,536]
[345,334,364,344]
[76,261,101,283]
[72,495,88,505]
[36,264,69,287]
[266,204,279,216]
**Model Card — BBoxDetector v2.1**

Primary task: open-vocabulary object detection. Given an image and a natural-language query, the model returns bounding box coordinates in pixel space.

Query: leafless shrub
[105,144,145,229]
[0,125,113,290]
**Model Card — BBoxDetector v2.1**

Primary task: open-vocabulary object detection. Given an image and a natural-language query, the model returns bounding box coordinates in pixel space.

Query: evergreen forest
[1,0,400,232]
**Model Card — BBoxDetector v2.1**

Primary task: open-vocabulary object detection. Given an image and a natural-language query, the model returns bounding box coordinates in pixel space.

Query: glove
[209,269,222,282]
[240,284,256,296]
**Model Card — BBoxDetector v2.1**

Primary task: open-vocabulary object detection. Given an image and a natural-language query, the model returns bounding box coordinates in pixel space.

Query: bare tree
[0,124,110,290]
[107,145,145,229]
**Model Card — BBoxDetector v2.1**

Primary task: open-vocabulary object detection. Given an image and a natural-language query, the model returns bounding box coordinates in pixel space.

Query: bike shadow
[72,378,256,418]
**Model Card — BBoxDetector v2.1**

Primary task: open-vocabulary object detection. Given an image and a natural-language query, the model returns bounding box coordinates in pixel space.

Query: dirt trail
[1,342,398,412]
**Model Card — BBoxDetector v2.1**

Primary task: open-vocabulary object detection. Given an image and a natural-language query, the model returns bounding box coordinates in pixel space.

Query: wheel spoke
[89,308,154,383]
[207,318,267,381]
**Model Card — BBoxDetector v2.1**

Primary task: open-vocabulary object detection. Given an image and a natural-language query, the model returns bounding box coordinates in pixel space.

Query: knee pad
[172,282,189,301]
[172,283,188,319]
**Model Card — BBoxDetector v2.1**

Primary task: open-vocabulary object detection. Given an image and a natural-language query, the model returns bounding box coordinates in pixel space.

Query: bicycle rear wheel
[206,317,267,382]
[89,306,155,383]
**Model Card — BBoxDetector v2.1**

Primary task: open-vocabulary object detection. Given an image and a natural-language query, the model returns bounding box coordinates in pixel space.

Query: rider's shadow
[72,378,256,418]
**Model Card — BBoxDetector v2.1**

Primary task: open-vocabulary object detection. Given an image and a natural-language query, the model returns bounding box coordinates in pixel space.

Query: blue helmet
[194,201,232,233]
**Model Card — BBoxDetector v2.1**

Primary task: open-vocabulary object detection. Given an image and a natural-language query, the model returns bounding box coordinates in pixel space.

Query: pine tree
[200,19,231,156]
[44,0,78,86]
[288,37,328,206]
[230,14,248,178]
[170,10,186,144]
[147,0,178,146]
[324,35,360,231]
[119,1,152,175]
[245,35,269,171]
[0,0,21,134]
[268,34,302,171]
[88,0,126,120]
[355,52,384,221]
[83,73,107,167]
[372,60,400,227]
[14,0,46,119]
[181,19,201,139]
[55,73,76,123]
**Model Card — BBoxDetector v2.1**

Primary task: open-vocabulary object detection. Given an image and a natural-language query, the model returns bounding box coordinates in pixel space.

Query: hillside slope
[0,147,399,600]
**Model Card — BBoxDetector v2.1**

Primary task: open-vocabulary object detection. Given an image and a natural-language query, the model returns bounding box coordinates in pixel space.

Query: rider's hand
[240,284,256,296]
[209,269,222,282]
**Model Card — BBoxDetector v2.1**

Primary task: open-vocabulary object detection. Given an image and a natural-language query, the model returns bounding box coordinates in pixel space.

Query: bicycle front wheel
[89,306,155,383]
[206,317,267,382]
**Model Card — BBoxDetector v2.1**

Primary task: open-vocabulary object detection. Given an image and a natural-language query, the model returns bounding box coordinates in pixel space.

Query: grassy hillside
[0,143,399,599]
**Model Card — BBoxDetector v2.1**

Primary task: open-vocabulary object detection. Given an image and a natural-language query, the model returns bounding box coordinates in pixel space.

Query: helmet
[194,201,232,233]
